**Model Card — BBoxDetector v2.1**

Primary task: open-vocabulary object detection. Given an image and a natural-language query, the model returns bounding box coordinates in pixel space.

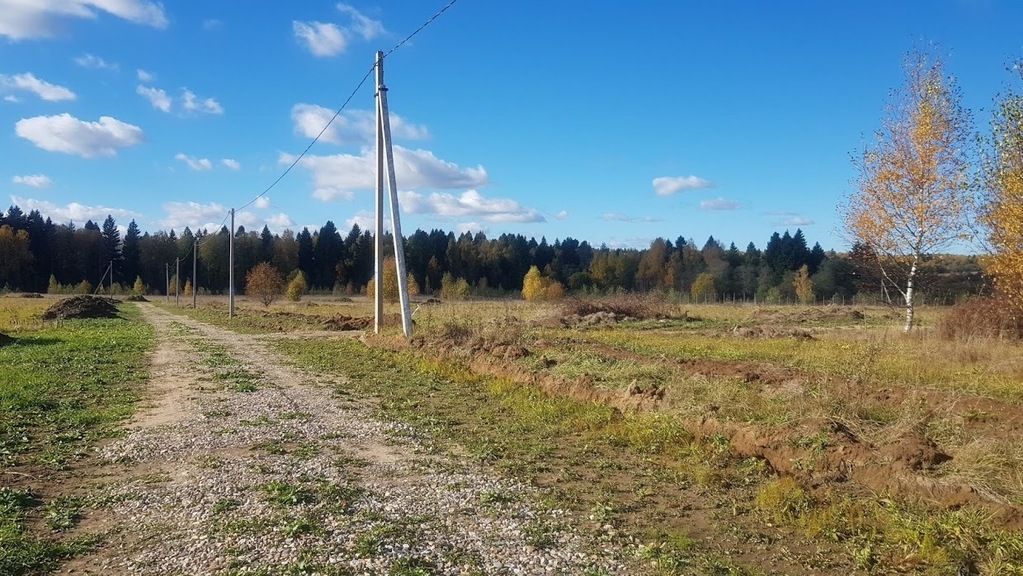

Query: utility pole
[165,263,169,302]
[175,257,180,306]
[193,239,198,308]
[229,208,235,318]
[374,52,385,333]
[375,51,413,338]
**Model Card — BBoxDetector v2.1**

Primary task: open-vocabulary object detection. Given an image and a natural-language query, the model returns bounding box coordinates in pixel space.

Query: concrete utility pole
[375,51,413,338]
[229,208,235,319]
[165,263,170,302]
[175,258,180,306]
[374,52,385,333]
[193,239,198,308]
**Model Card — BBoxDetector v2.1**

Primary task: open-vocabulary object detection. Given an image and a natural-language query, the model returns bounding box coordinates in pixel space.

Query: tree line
[0,204,983,303]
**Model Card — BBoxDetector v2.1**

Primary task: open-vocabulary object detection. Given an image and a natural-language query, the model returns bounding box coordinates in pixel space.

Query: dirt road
[64,303,633,575]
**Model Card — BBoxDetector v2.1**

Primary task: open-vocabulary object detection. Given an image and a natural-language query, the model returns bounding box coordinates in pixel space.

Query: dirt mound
[20,292,43,298]
[733,326,814,340]
[559,298,697,327]
[0,333,13,347]
[41,295,120,320]
[748,306,866,325]
[322,314,406,331]
[125,295,149,302]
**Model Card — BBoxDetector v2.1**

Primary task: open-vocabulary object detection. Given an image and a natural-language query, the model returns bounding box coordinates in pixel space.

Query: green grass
[0,302,153,575]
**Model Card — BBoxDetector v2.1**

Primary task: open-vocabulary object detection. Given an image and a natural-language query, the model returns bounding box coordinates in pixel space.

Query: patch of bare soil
[41,295,120,320]
[0,332,13,347]
[322,313,404,331]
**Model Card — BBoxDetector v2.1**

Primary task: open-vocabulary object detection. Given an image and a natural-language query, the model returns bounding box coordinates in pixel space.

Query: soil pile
[321,314,404,331]
[125,295,149,302]
[42,295,120,320]
[0,333,13,347]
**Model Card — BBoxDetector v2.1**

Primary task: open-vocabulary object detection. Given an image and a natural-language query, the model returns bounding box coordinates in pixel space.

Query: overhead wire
[232,0,460,214]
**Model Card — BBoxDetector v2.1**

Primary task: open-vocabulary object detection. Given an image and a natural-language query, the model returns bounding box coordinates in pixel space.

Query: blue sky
[2,1,1021,251]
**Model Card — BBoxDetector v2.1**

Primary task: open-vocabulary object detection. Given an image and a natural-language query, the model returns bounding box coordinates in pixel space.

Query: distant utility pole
[374,50,413,338]
[165,263,170,302]
[229,208,235,319]
[175,257,180,306]
[193,239,198,308]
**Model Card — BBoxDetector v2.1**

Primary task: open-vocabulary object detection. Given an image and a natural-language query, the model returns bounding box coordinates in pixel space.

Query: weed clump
[939,296,1023,340]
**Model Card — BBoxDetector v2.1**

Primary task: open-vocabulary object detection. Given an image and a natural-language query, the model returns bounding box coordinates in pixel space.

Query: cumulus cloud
[160,201,231,231]
[283,146,488,201]
[456,222,487,235]
[601,212,663,223]
[765,211,815,227]
[137,85,171,112]
[555,210,569,220]
[399,190,544,223]
[174,153,213,171]
[291,104,428,145]
[12,174,52,188]
[652,175,715,196]
[15,113,143,158]
[293,4,385,57]
[11,195,138,224]
[74,53,117,70]
[222,158,241,170]
[182,89,223,115]
[0,0,169,41]
[3,95,18,103]
[336,3,385,40]
[344,210,387,233]
[1,73,76,101]
[699,197,740,211]
[254,196,270,209]
[137,69,154,82]
[293,21,346,57]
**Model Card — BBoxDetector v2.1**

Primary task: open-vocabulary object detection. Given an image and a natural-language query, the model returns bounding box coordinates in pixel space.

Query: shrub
[939,296,1023,340]
[246,262,285,307]
[286,271,308,302]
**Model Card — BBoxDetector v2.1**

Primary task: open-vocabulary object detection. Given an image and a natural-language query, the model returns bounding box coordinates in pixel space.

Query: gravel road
[65,303,637,575]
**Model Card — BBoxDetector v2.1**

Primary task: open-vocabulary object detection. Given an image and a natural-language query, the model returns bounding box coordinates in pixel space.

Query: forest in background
[0,205,984,304]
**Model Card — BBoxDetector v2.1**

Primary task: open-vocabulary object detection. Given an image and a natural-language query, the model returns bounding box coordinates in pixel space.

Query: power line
[233,0,461,214]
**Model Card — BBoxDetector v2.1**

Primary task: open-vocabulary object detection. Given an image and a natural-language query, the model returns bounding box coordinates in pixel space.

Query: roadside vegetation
[0,296,153,575]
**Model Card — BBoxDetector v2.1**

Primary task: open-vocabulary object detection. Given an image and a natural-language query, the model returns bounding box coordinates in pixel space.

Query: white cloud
[0,73,76,101]
[182,89,223,115]
[174,153,213,171]
[555,210,569,220]
[136,85,171,112]
[12,174,52,188]
[264,212,294,231]
[0,0,169,41]
[284,146,488,201]
[344,210,384,233]
[136,69,153,82]
[700,197,740,211]
[222,158,241,170]
[336,3,385,40]
[291,104,428,145]
[765,211,815,227]
[653,175,715,196]
[74,53,117,70]
[601,212,663,223]
[254,196,270,209]
[11,195,139,225]
[606,237,654,250]
[399,189,544,223]
[160,201,231,231]
[456,222,487,235]
[3,95,18,103]
[292,6,384,57]
[15,113,143,158]
[293,21,347,57]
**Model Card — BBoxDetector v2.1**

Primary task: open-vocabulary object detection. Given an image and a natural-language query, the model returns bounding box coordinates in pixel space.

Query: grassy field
[0,296,153,575]
[157,294,1023,575]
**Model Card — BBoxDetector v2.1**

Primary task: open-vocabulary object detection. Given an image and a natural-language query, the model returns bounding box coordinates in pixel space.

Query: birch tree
[981,62,1023,315]
[843,51,973,331]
